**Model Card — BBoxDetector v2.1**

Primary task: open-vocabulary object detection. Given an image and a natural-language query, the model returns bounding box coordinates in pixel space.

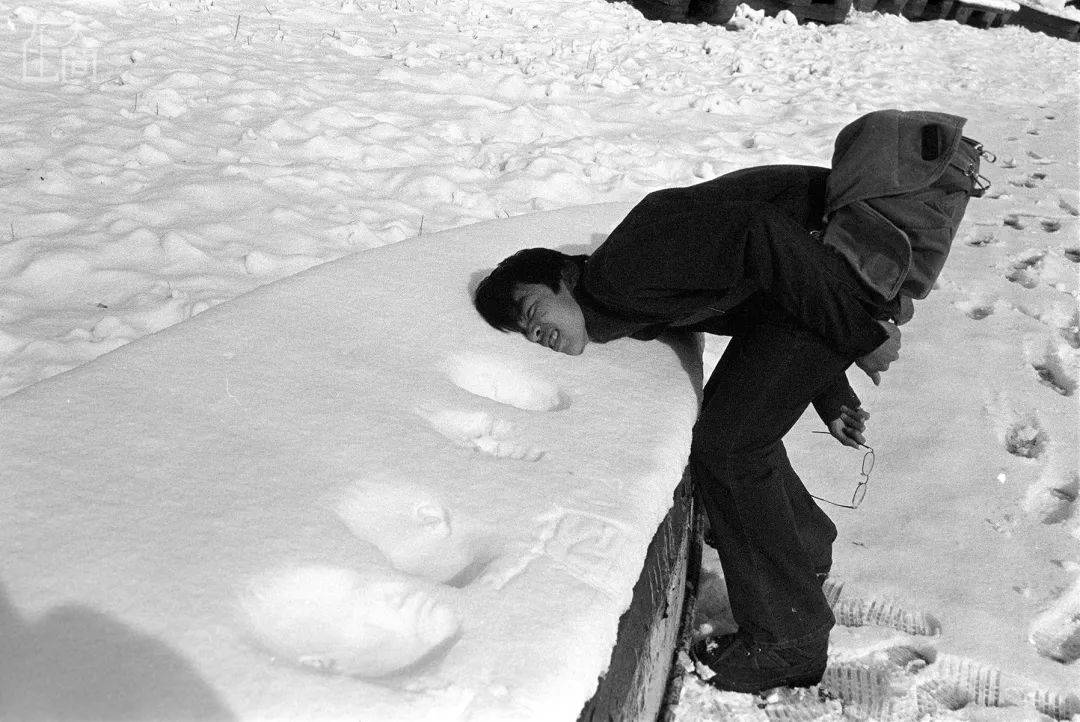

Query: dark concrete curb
[578,470,702,722]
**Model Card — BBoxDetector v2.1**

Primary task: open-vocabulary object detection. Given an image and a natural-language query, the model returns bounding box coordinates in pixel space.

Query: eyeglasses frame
[809,432,875,510]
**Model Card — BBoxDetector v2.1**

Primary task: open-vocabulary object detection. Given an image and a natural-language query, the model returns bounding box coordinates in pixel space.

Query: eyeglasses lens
[851,481,868,508]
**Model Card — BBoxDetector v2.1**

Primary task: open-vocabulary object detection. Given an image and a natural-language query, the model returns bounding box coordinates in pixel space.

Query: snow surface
[0,205,702,720]
[968,0,1021,13]
[1,0,1078,718]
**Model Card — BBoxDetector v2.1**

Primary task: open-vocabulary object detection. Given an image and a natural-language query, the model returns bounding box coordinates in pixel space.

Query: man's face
[511,281,588,355]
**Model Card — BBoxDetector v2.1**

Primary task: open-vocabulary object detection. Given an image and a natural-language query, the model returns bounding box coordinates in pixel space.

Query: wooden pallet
[617,0,853,22]
[686,0,743,23]
[712,0,854,22]
[947,0,1015,25]
[1012,2,1080,39]
[780,0,855,22]
[612,0,693,22]
[916,0,955,18]
[901,0,930,17]
[853,0,911,13]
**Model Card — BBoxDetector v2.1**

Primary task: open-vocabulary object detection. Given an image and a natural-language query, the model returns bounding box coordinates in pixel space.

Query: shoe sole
[696,659,827,694]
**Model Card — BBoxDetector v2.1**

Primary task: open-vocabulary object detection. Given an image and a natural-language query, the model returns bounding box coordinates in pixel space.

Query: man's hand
[828,405,869,448]
[855,321,901,386]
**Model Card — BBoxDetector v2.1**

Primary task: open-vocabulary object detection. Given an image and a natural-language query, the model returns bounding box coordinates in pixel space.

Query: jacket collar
[570,257,652,343]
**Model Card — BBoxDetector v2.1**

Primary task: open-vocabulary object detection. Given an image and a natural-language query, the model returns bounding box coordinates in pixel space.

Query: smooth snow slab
[0,204,702,721]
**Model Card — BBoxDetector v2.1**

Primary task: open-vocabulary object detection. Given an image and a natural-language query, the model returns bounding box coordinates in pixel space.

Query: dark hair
[474,248,584,332]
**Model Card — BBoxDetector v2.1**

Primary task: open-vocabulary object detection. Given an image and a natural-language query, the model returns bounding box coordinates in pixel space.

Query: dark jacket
[573,164,876,423]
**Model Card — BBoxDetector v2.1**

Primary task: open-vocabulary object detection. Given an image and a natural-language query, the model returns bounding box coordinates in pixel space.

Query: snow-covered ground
[1,0,1078,718]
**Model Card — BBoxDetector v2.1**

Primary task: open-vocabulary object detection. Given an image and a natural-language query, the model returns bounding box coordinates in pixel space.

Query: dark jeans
[690,306,847,647]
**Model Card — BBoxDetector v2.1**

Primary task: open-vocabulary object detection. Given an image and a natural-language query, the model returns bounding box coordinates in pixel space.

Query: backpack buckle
[962,136,997,164]
[956,143,992,197]
[963,162,991,197]
[971,173,991,197]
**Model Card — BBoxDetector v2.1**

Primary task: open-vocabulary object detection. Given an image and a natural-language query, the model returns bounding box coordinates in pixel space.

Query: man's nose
[527,323,542,343]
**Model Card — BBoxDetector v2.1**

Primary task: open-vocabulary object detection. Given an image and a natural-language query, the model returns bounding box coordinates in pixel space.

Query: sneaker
[690,631,828,693]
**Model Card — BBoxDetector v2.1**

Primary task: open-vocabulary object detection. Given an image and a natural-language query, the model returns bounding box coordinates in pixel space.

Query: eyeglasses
[809,435,875,510]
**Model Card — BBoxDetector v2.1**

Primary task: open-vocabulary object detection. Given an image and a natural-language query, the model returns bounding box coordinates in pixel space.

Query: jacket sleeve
[812,373,862,426]
[585,169,890,358]
[740,204,889,358]
[728,167,890,357]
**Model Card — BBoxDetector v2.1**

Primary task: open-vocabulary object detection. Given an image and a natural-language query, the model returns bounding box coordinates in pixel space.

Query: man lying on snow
[472,109,989,694]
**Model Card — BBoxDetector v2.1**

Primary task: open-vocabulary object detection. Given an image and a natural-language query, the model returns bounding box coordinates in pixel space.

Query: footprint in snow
[824,579,942,636]
[418,407,544,462]
[929,653,1079,719]
[1023,466,1078,526]
[819,642,938,719]
[1029,575,1080,665]
[821,643,1080,720]
[954,298,995,321]
[1004,214,1067,235]
[442,354,567,412]
[238,565,460,678]
[1009,171,1048,189]
[1003,214,1028,231]
[1003,413,1049,459]
[1031,339,1077,397]
[1005,249,1047,288]
[966,231,998,247]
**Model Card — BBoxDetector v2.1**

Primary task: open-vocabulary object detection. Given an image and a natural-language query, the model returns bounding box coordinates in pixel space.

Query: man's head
[474,248,589,355]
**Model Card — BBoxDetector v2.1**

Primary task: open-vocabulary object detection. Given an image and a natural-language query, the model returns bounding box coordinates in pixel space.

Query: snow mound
[0,204,701,721]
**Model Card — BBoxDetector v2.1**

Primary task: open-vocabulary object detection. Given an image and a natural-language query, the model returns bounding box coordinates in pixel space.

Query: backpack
[821,110,992,322]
